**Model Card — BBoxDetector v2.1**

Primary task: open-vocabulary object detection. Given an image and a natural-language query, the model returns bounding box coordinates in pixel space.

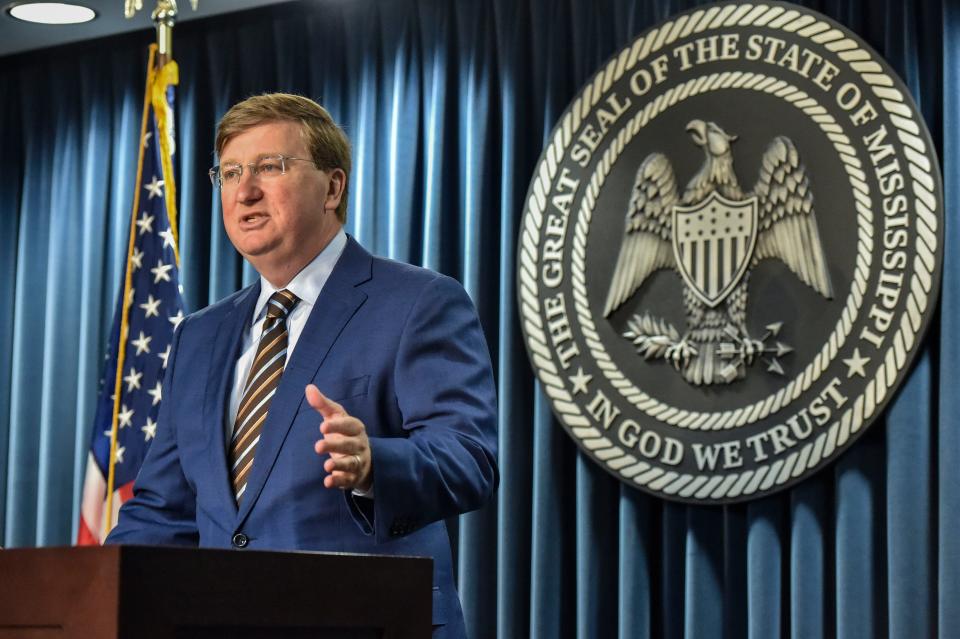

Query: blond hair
[216,93,352,222]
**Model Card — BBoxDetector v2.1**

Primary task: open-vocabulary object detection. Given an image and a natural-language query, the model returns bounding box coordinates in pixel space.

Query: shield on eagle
[672,192,758,307]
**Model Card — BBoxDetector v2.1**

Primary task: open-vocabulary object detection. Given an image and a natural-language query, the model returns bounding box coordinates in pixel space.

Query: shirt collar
[250,228,348,327]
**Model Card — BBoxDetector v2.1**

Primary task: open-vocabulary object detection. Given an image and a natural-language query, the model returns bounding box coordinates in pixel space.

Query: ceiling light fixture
[6,2,97,25]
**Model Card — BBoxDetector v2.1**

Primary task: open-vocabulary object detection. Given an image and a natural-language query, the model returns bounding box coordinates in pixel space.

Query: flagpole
[102,44,156,537]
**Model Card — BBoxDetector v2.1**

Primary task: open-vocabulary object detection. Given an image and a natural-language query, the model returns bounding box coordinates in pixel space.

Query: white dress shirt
[225,228,347,440]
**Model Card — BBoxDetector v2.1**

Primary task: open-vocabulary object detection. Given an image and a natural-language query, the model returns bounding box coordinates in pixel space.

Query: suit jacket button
[232,532,249,548]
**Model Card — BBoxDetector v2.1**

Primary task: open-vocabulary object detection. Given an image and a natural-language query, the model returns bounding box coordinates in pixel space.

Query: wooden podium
[0,546,432,638]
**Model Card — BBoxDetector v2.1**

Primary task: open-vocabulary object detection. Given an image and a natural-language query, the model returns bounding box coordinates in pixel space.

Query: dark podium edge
[0,545,433,638]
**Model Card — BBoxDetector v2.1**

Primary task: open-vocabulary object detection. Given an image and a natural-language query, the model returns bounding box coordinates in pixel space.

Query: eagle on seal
[603,120,833,385]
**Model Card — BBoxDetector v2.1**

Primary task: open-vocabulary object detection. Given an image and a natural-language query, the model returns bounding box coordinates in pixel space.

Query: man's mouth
[239,212,268,227]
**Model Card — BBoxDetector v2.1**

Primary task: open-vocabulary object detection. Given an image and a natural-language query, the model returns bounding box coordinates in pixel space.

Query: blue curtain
[0,0,956,637]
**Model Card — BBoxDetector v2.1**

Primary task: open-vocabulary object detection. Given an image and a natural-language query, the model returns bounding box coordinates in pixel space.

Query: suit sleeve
[105,318,199,546]
[349,274,499,542]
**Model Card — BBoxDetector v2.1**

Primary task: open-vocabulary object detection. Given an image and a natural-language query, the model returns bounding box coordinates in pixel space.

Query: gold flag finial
[124,0,199,61]
[125,0,197,18]
[152,0,177,60]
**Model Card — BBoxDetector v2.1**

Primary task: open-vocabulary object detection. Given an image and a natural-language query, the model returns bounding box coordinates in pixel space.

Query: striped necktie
[230,289,299,503]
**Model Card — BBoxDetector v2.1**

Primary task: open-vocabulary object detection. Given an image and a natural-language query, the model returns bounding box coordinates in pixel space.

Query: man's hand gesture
[307,384,373,492]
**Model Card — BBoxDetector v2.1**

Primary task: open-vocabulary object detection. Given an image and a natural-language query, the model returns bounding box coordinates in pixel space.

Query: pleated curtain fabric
[0,1,956,638]
[229,289,298,502]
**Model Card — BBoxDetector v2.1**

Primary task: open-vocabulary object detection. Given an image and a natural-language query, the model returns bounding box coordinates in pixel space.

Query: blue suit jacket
[107,237,499,636]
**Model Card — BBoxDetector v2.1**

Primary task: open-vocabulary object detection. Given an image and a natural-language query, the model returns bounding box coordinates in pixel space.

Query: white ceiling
[0,0,294,57]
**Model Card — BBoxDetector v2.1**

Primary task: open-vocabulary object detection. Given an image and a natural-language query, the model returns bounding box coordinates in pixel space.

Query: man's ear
[325,168,346,211]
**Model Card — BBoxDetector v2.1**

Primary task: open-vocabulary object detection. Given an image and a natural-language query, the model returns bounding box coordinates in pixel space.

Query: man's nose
[234,171,263,204]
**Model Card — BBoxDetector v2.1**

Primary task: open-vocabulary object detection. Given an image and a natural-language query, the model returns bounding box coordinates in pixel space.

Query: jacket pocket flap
[311,374,369,402]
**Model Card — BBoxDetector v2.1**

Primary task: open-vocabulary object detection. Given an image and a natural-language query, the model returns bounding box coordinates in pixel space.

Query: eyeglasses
[208,155,317,188]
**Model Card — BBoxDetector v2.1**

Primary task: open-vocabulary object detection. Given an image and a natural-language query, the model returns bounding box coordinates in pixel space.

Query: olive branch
[622,313,682,360]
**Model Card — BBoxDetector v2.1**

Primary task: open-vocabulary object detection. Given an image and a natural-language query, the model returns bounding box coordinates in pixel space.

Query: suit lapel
[203,282,260,518]
[236,237,372,524]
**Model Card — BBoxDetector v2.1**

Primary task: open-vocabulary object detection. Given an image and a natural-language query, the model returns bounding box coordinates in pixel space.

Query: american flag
[77,48,184,545]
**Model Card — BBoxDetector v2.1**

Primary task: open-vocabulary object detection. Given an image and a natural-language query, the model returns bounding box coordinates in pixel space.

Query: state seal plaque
[517,1,943,503]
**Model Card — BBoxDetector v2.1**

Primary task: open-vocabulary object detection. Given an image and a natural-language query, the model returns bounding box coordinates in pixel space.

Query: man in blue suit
[106,93,499,638]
